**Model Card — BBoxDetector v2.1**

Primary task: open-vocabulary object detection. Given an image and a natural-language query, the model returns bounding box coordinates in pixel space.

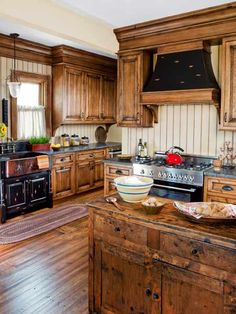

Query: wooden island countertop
[88,195,236,314]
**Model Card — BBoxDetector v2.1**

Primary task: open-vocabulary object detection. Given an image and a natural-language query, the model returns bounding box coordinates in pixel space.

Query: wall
[122,46,236,157]
[0,56,122,142]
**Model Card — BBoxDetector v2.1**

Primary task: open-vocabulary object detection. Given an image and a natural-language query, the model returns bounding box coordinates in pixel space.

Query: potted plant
[29,136,51,151]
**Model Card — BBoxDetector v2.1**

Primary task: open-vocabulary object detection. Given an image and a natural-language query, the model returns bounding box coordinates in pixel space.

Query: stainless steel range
[133,153,214,202]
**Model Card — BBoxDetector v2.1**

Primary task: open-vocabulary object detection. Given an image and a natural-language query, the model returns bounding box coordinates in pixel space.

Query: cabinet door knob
[153,293,159,300]
[191,248,198,256]
[222,185,233,191]
[114,226,120,232]
[145,288,152,297]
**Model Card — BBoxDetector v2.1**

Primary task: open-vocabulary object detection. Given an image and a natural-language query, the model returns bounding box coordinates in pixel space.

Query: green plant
[29,136,50,144]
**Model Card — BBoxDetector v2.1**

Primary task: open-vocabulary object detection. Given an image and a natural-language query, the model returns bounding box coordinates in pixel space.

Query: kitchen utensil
[95,126,107,143]
[165,146,184,165]
[141,197,165,215]
[174,201,236,224]
[106,197,124,211]
[114,176,153,203]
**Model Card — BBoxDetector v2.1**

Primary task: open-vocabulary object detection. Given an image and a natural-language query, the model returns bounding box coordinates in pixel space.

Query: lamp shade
[7,82,21,98]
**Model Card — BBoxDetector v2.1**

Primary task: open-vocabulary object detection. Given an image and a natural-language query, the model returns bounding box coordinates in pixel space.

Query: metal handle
[224,112,227,123]
[60,158,65,162]
[81,112,85,119]
[153,293,160,300]
[89,154,95,158]
[152,184,196,193]
[222,185,233,191]
[165,146,184,154]
[56,168,70,173]
[191,248,199,256]
[145,288,152,297]
[115,169,123,175]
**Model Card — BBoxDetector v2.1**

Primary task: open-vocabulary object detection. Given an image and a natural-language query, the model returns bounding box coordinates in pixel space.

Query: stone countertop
[204,166,236,179]
[35,142,121,155]
[103,157,134,167]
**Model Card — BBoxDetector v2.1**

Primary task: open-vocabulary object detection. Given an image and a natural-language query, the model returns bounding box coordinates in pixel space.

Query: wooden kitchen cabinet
[204,176,236,204]
[220,37,236,130]
[52,46,117,132]
[76,149,106,194]
[52,153,75,200]
[117,51,153,127]
[89,198,236,314]
[104,162,133,196]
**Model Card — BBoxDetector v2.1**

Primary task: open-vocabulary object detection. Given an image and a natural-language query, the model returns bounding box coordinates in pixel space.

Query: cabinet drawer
[76,149,106,162]
[206,176,236,197]
[160,232,236,273]
[106,164,132,176]
[204,194,236,204]
[94,214,147,246]
[53,153,74,165]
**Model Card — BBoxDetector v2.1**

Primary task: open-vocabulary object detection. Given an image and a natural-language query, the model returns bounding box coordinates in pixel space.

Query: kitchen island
[88,195,236,314]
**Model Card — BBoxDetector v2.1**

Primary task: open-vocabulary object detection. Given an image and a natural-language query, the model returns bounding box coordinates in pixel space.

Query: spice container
[70,134,80,146]
[80,136,89,145]
[60,134,70,147]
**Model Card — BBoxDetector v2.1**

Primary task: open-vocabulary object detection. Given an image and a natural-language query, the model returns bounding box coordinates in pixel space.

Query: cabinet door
[85,72,102,121]
[4,177,28,212]
[91,240,161,314]
[161,264,224,314]
[28,172,49,205]
[94,160,104,188]
[101,76,116,123]
[75,161,94,193]
[64,67,85,122]
[117,52,153,127]
[221,38,236,129]
[52,164,75,199]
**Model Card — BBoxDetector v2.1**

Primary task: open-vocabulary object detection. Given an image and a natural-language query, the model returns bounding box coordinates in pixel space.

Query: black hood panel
[143,49,219,92]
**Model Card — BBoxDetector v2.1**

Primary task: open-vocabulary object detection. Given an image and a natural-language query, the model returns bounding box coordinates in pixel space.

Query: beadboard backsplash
[122,104,236,157]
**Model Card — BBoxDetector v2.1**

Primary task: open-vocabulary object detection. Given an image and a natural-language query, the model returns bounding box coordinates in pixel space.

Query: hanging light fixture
[7,33,21,98]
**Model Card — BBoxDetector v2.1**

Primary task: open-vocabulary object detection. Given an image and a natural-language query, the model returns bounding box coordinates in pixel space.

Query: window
[11,71,51,139]
[17,82,46,138]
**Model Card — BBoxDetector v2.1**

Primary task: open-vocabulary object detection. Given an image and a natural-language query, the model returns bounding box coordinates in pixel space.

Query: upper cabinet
[220,37,236,130]
[52,46,117,133]
[117,51,153,127]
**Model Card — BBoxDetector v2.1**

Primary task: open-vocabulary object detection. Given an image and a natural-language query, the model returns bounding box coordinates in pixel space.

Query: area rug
[0,204,88,244]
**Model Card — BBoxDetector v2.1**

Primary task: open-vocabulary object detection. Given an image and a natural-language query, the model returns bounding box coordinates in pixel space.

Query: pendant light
[7,33,21,98]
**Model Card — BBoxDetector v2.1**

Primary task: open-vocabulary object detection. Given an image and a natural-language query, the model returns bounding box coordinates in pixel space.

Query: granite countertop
[204,166,236,179]
[103,157,134,166]
[34,142,121,155]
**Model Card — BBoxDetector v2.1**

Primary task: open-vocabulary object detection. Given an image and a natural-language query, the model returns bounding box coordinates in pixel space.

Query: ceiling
[0,0,232,58]
[55,0,232,27]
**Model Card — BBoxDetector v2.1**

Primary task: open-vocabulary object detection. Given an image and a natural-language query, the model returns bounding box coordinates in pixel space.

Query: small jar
[213,159,222,172]
[61,134,70,147]
[80,136,89,145]
[70,134,80,146]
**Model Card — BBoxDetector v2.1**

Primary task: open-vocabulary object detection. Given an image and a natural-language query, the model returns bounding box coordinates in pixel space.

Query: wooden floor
[0,189,103,314]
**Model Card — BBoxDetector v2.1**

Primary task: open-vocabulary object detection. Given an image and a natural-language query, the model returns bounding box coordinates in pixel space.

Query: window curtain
[17,105,46,139]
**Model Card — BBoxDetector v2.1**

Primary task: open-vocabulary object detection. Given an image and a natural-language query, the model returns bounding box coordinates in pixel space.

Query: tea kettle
[165,146,184,165]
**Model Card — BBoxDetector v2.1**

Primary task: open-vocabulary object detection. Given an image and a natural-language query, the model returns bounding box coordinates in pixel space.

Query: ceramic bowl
[114,176,153,203]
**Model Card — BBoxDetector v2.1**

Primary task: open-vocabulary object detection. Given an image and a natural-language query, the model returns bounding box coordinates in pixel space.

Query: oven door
[150,180,203,202]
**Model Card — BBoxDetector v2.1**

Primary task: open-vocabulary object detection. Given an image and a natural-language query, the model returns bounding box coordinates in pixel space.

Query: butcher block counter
[88,195,236,314]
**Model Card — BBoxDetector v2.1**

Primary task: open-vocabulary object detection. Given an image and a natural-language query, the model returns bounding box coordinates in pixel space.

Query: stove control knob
[183,175,188,181]
[158,172,162,177]
[168,173,172,179]
[189,176,194,182]
[140,169,145,175]
[178,174,183,180]
[149,170,154,176]
[162,172,167,178]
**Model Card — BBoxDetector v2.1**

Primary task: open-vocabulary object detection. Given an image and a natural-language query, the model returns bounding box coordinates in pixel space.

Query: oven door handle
[152,184,196,193]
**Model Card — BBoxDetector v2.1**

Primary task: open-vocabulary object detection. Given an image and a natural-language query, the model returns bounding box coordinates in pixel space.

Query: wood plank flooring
[0,189,103,314]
